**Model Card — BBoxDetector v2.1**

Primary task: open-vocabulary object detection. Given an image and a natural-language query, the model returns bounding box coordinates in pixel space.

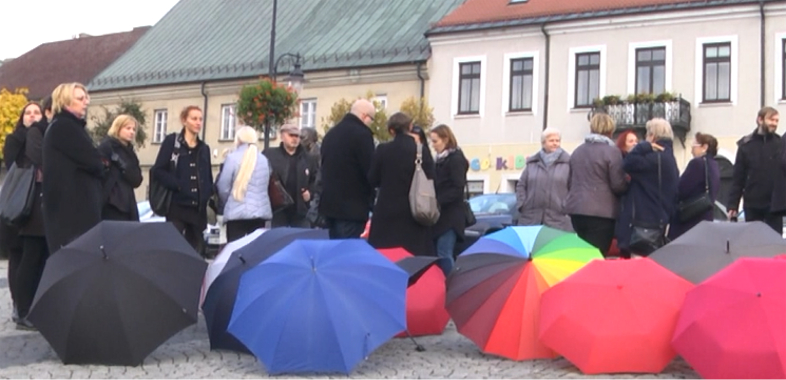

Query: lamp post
[262,53,305,149]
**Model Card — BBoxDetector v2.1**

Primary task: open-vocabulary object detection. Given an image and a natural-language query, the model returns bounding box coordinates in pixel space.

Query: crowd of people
[1,80,782,334]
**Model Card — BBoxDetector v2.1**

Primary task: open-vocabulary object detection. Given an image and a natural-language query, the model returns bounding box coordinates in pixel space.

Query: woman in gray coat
[516,128,572,231]
[216,126,273,243]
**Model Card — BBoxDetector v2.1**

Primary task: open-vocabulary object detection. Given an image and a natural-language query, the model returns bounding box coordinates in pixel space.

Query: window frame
[702,42,732,103]
[695,35,737,106]
[152,109,168,144]
[299,99,317,129]
[634,47,667,95]
[782,38,786,100]
[219,104,238,142]
[508,57,534,112]
[458,61,482,115]
[574,52,601,108]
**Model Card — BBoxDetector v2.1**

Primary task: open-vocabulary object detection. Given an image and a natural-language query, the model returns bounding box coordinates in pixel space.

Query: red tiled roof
[0,27,150,100]
[435,0,713,28]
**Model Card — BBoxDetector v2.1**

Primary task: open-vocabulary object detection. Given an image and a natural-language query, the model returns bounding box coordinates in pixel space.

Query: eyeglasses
[287,133,300,138]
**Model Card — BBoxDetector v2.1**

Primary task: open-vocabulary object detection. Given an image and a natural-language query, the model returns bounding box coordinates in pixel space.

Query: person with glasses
[263,124,318,228]
[319,99,377,238]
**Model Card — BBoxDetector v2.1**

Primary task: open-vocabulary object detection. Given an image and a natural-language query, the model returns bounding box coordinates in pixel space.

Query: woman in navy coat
[668,133,721,239]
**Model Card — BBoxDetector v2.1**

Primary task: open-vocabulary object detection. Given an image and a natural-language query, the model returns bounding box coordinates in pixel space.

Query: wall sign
[469,155,527,171]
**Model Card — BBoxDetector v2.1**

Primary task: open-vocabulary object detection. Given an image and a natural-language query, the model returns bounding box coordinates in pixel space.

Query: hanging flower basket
[236,78,299,130]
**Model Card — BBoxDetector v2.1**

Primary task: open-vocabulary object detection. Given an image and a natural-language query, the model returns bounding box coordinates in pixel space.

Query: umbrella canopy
[539,259,693,374]
[650,221,786,283]
[379,248,449,337]
[200,228,267,307]
[672,257,786,379]
[228,239,407,375]
[27,221,206,366]
[446,225,602,361]
[202,227,328,352]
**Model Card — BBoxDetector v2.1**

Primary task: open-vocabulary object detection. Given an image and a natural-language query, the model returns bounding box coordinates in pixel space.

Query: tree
[0,88,29,161]
[321,91,390,142]
[236,77,299,145]
[90,100,149,148]
[399,96,435,130]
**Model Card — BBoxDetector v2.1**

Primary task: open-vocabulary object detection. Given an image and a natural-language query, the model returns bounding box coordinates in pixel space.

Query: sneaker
[12,306,19,324]
[16,317,36,331]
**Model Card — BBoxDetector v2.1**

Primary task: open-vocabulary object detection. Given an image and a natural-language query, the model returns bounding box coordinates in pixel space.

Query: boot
[12,305,19,324]
[16,317,36,331]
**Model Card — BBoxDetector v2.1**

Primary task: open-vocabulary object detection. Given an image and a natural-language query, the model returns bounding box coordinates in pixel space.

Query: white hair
[541,128,561,143]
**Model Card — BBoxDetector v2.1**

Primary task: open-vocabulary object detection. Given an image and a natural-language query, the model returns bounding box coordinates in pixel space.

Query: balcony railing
[587,96,692,145]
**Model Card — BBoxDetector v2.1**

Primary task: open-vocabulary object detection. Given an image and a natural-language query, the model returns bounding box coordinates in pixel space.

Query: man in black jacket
[728,106,782,233]
[264,124,318,228]
[319,99,376,238]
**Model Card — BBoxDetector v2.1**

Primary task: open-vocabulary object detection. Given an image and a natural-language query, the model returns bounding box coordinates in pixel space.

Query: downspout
[760,0,766,108]
[416,61,426,112]
[540,23,551,130]
[200,81,208,141]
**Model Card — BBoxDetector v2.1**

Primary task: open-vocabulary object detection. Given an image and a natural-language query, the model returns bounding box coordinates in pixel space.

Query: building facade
[427,0,786,194]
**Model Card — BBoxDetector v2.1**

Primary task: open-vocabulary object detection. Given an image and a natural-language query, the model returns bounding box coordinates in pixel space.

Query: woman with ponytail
[215,126,273,242]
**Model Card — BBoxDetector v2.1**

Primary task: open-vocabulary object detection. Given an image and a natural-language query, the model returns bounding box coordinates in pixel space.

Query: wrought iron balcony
[587,95,692,145]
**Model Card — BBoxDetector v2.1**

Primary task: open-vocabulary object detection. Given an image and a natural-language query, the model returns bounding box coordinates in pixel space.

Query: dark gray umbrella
[27,221,207,366]
[650,221,786,284]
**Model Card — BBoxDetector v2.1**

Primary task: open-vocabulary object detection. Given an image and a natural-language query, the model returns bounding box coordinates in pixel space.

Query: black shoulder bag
[148,135,180,216]
[629,152,668,256]
[463,182,477,227]
[677,157,713,223]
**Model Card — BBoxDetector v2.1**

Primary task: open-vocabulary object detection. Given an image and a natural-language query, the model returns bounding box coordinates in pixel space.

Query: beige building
[87,0,466,201]
[427,0,786,194]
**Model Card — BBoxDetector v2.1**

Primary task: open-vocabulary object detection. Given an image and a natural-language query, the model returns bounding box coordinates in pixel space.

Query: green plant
[236,78,299,131]
[0,88,28,161]
[627,93,656,104]
[655,92,677,103]
[400,96,435,130]
[321,91,390,142]
[602,95,622,105]
[90,99,149,148]
[593,98,605,108]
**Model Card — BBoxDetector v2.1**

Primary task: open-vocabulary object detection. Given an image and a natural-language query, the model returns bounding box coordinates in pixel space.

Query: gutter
[541,24,550,131]
[760,0,766,107]
[416,61,426,104]
[200,81,208,141]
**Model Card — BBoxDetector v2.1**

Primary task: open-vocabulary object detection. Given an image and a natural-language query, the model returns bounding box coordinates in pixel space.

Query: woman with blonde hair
[215,126,273,242]
[97,114,143,221]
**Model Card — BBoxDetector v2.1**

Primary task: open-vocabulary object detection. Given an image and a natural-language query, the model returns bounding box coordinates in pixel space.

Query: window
[466,180,485,198]
[300,99,317,129]
[153,109,167,143]
[220,104,238,141]
[635,47,666,94]
[574,52,601,107]
[373,95,388,110]
[509,58,534,111]
[703,42,732,102]
[458,62,481,114]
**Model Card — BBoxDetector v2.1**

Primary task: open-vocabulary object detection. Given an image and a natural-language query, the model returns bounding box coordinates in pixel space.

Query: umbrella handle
[404,329,426,352]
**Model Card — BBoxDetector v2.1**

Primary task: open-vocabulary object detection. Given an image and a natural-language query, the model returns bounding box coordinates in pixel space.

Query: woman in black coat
[668,133,721,239]
[429,124,468,276]
[43,83,107,254]
[151,106,213,255]
[97,115,143,221]
[368,112,436,257]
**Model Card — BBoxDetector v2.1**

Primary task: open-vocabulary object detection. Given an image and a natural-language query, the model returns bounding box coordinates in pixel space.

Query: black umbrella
[202,227,328,352]
[396,256,439,287]
[650,221,786,284]
[27,221,207,366]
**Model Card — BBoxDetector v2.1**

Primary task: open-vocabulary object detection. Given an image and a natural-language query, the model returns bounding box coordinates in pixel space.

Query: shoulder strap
[415,142,423,168]
[703,156,709,194]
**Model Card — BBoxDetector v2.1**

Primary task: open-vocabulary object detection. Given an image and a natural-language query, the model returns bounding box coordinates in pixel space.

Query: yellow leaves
[400,96,435,131]
[0,87,29,161]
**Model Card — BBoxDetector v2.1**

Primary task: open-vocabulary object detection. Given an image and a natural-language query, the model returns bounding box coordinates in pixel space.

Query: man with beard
[728,107,782,233]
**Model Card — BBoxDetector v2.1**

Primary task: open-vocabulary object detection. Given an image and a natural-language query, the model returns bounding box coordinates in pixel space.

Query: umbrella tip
[726,240,730,253]
[100,245,108,260]
[311,256,316,272]
[239,255,246,264]
[757,292,762,298]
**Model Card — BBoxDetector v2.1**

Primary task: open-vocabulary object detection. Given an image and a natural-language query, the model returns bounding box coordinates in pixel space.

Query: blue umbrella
[227,239,407,374]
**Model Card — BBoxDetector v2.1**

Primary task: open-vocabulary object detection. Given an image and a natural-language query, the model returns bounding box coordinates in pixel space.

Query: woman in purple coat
[668,133,721,239]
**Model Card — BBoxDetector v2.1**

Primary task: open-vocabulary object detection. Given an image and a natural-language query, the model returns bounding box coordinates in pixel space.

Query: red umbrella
[672,257,786,379]
[378,248,450,336]
[539,259,693,374]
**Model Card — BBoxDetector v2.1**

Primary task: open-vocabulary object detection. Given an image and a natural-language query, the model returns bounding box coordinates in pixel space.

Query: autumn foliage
[0,88,29,161]
[236,78,299,132]
[321,91,390,142]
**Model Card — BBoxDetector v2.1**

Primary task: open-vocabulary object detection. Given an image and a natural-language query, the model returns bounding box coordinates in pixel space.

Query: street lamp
[262,53,305,149]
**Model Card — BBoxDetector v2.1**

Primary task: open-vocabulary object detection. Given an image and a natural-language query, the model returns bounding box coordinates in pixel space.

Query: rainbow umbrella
[446,225,602,361]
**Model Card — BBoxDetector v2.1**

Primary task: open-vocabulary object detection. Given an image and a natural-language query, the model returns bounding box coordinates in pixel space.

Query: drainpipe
[416,61,426,113]
[200,81,208,141]
[760,0,766,108]
[540,23,551,130]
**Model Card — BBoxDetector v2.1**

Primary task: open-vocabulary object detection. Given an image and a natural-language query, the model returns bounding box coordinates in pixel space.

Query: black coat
[368,134,436,256]
[668,155,721,239]
[728,129,782,211]
[43,110,106,253]
[19,120,47,236]
[151,132,214,214]
[319,114,375,221]
[4,125,27,170]
[98,137,143,221]
[263,144,318,217]
[771,134,786,214]
[432,149,468,241]
[616,140,680,251]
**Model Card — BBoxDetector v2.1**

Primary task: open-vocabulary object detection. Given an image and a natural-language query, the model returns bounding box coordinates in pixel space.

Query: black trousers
[744,207,784,235]
[327,218,367,239]
[168,217,205,256]
[271,209,310,228]
[2,224,23,305]
[570,214,616,257]
[16,236,49,317]
[226,218,266,243]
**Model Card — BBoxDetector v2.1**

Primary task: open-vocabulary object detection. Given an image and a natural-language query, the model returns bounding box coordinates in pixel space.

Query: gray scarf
[585,133,616,146]
[539,148,563,166]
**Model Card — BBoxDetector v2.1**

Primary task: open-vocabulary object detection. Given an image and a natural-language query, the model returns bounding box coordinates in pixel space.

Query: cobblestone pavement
[0,259,699,379]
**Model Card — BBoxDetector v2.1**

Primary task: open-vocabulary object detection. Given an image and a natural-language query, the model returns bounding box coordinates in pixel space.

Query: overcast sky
[1,0,180,59]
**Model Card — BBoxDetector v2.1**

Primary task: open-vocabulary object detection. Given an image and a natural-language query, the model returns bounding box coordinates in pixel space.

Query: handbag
[409,143,440,226]
[629,152,668,256]
[148,135,180,216]
[463,182,477,227]
[677,157,713,223]
[0,162,37,226]
[268,166,294,214]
